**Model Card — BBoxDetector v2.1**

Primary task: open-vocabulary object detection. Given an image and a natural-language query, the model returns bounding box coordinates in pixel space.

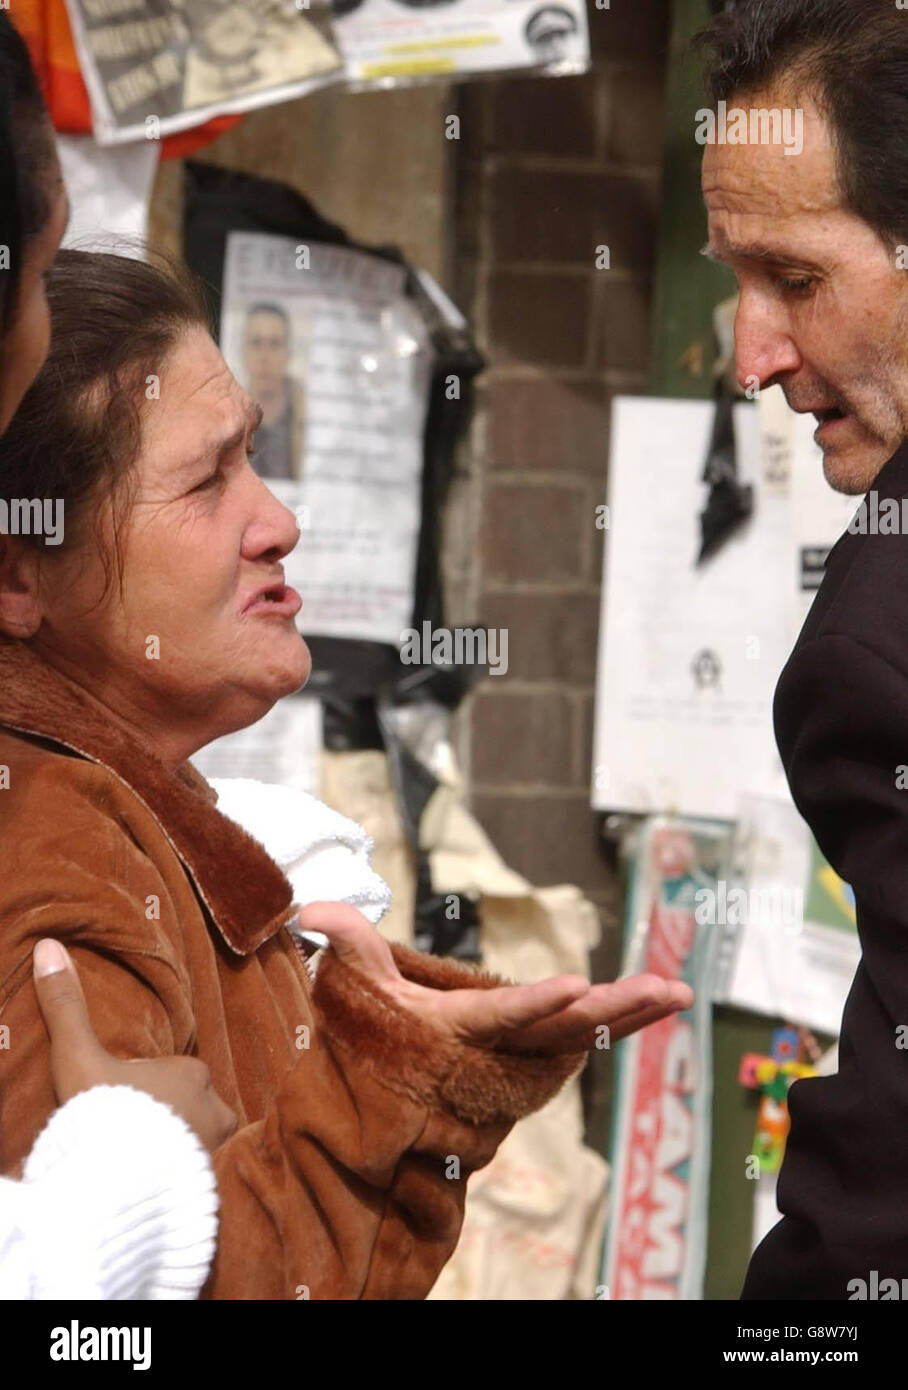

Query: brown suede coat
[0,637,586,1299]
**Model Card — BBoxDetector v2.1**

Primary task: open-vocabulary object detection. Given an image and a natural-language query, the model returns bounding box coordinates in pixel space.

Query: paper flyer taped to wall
[332,0,589,86]
[219,230,431,646]
[64,0,341,144]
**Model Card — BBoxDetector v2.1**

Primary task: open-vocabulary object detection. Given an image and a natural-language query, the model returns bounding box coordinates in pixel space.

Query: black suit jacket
[743,439,908,1299]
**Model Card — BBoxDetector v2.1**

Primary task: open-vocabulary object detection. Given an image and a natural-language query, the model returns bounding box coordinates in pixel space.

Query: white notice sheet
[713,794,860,1038]
[591,397,791,820]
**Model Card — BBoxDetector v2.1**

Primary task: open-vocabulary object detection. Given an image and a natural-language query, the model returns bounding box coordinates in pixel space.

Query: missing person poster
[64,0,341,144]
[332,0,589,85]
[220,230,432,645]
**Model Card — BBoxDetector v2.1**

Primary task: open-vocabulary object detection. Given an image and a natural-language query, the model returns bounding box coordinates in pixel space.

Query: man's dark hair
[0,249,209,581]
[0,14,55,330]
[697,0,908,248]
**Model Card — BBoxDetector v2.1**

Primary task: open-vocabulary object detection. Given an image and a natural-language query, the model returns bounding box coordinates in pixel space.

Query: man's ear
[0,536,43,637]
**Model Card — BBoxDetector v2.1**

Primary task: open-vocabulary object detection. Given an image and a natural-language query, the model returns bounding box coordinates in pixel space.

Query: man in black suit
[697,0,908,1297]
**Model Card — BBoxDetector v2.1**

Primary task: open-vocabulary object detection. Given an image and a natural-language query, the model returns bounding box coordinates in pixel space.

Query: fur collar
[0,637,294,956]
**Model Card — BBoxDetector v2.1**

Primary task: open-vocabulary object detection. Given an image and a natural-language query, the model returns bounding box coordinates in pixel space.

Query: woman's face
[31,326,311,765]
[0,159,68,435]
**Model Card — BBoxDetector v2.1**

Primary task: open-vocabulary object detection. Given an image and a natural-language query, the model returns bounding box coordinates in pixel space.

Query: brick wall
[150,81,453,284]
[446,0,672,1143]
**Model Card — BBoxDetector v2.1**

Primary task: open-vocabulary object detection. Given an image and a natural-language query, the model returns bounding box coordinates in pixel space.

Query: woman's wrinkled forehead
[139,327,260,482]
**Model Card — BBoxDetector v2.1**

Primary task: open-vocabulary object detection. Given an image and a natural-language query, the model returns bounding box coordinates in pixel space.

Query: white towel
[210,777,392,948]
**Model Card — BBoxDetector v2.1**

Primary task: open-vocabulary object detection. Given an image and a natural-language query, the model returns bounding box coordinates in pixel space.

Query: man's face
[702,86,908,494]
[33,327,310,760]
[243,310,290,397]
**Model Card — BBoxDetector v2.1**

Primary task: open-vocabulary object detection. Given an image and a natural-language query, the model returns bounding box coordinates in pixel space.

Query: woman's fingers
[607,998,690,1042]
[33,938,107,1100]
[508,993,693,1053]
[439,973,592,1046]
[443,972,692,1052]
[121,1056,238,1153]
[296,901,399,982]
[296,910,694,1059]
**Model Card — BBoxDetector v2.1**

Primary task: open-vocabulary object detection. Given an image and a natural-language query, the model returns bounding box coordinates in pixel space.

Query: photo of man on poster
[241,301,307,480]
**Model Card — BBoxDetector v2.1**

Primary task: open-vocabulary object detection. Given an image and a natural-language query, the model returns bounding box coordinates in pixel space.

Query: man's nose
[734,297,802,393]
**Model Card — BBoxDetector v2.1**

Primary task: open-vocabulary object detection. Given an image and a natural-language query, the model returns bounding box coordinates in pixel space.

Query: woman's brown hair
[0,246,210,583]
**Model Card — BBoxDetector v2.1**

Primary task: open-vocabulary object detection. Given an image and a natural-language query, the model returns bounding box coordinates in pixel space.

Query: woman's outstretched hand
[298,902,694,1055]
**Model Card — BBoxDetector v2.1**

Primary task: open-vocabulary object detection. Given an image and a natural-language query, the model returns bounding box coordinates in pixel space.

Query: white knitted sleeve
[0,1085,218,1300]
